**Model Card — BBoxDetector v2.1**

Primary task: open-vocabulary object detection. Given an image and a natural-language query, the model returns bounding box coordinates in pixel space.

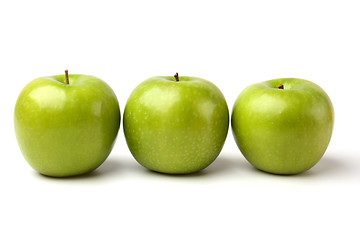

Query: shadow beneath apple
[245,154,347,178]
[34,157,123,180]
[140,154,245,178]
[93,157,124,177]
[204,155,246,175]
[300,155,348,177]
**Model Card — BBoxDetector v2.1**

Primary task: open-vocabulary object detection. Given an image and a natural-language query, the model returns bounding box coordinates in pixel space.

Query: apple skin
[14,74,120,177]
[231,78,334,175]
[123,75,229,174]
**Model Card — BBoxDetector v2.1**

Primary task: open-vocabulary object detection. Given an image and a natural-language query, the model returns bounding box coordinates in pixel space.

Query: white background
[1,0,359,239]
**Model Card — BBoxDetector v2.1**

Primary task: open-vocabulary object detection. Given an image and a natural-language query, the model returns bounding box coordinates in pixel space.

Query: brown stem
[278,84,284,89]
[174,72,179,82]
[65,69,69,85]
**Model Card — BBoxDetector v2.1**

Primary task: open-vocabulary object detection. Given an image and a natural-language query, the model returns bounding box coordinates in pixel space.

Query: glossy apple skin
[123,76,229,174]
[14,74,120,177]
[231,78,334,175]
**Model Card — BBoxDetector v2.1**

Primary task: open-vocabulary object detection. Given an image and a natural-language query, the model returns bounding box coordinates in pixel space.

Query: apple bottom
[124,115,229,174]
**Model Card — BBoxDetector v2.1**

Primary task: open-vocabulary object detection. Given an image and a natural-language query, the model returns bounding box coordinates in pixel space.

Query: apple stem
[65,69,69,85]
[174,72,179,82]
[278,84,284,89]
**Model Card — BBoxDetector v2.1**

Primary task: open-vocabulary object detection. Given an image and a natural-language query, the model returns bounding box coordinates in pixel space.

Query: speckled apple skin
[232,78,334,175]
[123,76,229,174]
[14,74,120,177]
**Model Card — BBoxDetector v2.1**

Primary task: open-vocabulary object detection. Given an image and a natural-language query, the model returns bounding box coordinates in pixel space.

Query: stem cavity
[278,84,284,89]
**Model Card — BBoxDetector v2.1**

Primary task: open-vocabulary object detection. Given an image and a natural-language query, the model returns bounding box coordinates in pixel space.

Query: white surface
[1,0,359,239]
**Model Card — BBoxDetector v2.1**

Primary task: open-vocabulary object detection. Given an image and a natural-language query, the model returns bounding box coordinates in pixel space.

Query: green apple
[123,73,229,174]
[14,70,120,177]
[231,78,334,175]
